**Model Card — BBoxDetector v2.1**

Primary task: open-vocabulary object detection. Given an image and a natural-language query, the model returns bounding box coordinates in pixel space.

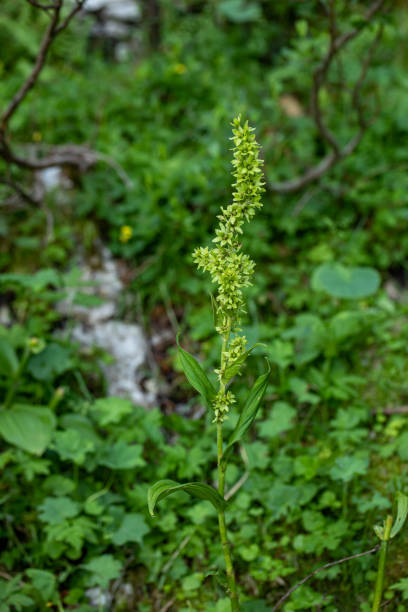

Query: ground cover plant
[2,0,408,610]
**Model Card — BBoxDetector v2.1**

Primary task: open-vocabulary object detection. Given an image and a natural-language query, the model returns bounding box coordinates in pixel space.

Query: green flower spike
[193,115,265,422]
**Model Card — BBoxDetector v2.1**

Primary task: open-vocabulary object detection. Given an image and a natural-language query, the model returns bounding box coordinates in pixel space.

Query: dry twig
[225,446,249,501]
[0,0,131,204]
[271,545,380,611]
[1,0,86,170]
[269,0,387,193]
[0,177,39,206]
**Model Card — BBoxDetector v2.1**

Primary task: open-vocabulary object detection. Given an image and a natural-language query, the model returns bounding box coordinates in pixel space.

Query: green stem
[49,387,65,411]
[56,599,65,612]
[371,515,393,612]
[217,422,239,612]
[217,424,224,492]
[214,321,239,610]
[4,348,30,409]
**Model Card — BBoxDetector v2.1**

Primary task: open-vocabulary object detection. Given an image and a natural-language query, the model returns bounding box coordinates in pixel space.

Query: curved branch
[270,132,363,194]
[0,177,39,206]
[55,0,86,35]
[0,1,133,195]
[1,142,133,187]
[1,143,97,171]
[269,0,387,194]
[1,1,85,137]
[1,1,62,129]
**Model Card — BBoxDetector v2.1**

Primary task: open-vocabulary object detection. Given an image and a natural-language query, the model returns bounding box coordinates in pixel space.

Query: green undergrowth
[2,1,408,610]
[2,258,408,611]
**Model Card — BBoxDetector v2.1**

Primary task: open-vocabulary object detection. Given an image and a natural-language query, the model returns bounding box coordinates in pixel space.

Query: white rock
[57,248,123,325]
[86,587,112,608]
[83,0,140,21]
[58,247,156,406]
[37,166,73,192]
[93,20,130,37]
[71,321,155,406]
[85,248,123,301]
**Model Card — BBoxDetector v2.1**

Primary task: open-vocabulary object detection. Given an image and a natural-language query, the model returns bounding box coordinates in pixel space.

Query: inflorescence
[193,116,264,422]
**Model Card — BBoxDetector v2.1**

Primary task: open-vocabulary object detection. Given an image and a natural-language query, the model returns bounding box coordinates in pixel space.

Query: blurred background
[2,1,408,611]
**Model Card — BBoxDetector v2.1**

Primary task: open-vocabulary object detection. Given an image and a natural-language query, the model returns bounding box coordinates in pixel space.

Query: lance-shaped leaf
[223,343,266,383]
[148,479,227,517]
[390,492,408,539]
[177,338,216,408]
[221,362,271,467]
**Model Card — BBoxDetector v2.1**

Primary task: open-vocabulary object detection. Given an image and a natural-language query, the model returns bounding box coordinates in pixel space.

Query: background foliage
[1,1,408,610]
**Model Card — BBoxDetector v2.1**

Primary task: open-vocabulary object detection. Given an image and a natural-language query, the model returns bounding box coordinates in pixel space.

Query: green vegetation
[149,117,270,612]
[2,1,408,610]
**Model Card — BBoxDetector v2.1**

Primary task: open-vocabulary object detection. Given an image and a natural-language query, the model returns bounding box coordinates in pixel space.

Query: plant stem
[371,515,393,612]
[56,599,65,612]
[217,422,239,611]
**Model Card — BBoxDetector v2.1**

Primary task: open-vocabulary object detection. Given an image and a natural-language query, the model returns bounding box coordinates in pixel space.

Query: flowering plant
[148,116,270,611]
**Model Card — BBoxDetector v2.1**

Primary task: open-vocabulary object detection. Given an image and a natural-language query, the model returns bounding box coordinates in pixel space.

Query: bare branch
[1,142,133,187]
[2,1,87,129]
[271,545,380,611]
[311,0,341,155]
[159,598,176,612]
[160,532,194,577]
[270,151,337,194]
[55,0,86,35]
[0,142,96,171]
[292,186,320,216]
[0,177,39,206]
[269,0,387,194]
[225,446,249,501]
[352,23,384,129]
[1,1,62,129]
[95,152,134,189]
[0,1,133,196]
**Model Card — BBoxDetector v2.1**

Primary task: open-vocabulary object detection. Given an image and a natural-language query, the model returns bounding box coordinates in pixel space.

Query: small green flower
[193,115,264,422]
[213,390,236,423]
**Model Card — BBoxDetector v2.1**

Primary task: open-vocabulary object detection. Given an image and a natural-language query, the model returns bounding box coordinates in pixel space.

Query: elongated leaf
[148,479,227,517]
[0,404,56,455]
[390,492,408,539]
[177,339,216,408]
[223,343,265,383]
[0,338,18,377]
[221,363,271,466]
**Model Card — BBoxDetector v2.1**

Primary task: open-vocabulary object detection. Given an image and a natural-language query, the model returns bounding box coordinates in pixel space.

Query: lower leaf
[148,479,227,516]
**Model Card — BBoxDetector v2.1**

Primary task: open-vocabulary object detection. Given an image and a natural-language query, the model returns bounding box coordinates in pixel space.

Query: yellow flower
[173,63,187,75]
[32,131,42,142]
[120,225,133,243]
